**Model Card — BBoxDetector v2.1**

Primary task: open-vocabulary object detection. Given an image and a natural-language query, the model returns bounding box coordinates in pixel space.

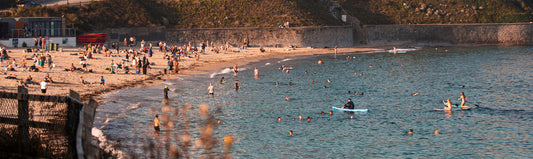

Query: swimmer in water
[276,81,279,87]
[442,99,453,111]
[412,92,420,96]
[289,130,293,136]
[220,77,226,84]
[304,70,308,75]
[307,117,310,122]
[329,110,333,115]
[298,115,302,120]
[327,79,331,83]
[404,129,413,136]
[285,96,289,101]
[458,92,468,109]
[318,59,323,64]
[277,117,281,121]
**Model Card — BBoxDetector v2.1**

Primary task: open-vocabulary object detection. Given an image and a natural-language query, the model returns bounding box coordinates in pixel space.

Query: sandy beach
[1,45,383,103]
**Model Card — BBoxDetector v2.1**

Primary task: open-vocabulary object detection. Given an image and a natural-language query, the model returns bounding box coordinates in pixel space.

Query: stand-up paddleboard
[433,106,476,111]
[388,50,407,53]
[332,106,368,112]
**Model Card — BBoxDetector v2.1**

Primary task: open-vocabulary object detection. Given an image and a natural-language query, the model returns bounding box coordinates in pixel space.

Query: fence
[0,87,97,158]
[10,28,76,39]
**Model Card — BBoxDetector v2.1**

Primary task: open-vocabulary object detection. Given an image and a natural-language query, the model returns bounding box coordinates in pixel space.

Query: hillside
[338,0,532,24]
[2,0,342,33]
[1,0,532,33]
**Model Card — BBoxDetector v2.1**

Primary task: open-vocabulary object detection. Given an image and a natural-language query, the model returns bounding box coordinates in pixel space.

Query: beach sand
[0,45,383,103]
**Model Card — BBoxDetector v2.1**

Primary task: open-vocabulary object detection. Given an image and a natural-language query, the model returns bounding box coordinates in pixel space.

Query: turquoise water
[94,46,533,158]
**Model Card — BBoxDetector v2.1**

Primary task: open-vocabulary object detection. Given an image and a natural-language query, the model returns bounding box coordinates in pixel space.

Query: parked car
[17,1,41,7]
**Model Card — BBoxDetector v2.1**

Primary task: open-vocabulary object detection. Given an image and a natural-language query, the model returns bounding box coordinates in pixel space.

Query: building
[0,17,77,47]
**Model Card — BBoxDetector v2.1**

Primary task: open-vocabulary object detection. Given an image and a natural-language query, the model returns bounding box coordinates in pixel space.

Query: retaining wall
[99,26,354,48]
[363,23,533,46]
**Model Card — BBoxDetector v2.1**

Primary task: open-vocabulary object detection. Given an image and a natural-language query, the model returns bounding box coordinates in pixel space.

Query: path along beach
[0,45,383,103]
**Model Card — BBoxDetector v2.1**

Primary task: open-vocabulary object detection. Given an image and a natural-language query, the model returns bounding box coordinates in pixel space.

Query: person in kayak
[341,98,355,109]
[458,92,468,108]
[442,99,453,111]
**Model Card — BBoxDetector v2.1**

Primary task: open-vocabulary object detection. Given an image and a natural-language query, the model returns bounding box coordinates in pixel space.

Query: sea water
[93,46,533,158]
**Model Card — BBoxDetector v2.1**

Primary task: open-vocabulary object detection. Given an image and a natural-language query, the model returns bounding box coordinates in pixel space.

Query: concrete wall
[99,26,353,48]
[0,37,77,48]
[364,23,533,46]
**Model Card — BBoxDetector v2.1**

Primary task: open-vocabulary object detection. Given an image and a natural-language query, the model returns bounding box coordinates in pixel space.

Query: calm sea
[93,46,533,158]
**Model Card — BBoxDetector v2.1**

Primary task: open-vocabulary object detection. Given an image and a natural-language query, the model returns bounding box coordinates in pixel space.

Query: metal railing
[10,28,76,38]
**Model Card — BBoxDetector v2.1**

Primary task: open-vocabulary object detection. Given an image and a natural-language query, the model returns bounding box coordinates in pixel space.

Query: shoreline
[0,45,385,104]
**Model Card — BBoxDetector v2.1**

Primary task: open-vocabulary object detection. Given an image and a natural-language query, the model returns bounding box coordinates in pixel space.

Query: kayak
[332,106,368,112]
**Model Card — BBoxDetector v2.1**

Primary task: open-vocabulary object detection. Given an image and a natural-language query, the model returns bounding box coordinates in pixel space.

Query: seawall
[363,23,533,46]
[96,23,533,48]
[99,26,354,48]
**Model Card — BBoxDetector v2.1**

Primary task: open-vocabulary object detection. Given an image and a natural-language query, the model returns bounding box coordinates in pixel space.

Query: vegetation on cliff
[2,0,341,33]
[1,0,531,33]
[339,0,532,24]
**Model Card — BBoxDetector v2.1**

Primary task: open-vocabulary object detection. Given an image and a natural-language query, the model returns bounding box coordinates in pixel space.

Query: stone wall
[363,23,533,46]
[98,26,353,48]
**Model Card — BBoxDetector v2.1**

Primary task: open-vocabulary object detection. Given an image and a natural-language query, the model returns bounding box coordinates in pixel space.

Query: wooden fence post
[17,86,29,154]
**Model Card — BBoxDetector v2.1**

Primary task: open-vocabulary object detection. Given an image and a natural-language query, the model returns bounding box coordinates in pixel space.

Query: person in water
[254,67,259,77]
[342,98,355,109]
[233,64,239,77]
[458,92,468,108]
[220,77,226,84]
[208,82,215,96]
[164,85,169,99]
[442,99,453,111]
[154,115,162,131]
[235,80,239,91]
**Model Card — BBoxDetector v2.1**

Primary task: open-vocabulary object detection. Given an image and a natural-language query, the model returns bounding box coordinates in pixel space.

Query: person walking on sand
[99,76,106,90]
[40,79,47,95]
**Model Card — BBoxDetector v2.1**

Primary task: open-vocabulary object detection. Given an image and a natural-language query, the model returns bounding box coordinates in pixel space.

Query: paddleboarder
[341,98,354,109]
[458,92,468,109]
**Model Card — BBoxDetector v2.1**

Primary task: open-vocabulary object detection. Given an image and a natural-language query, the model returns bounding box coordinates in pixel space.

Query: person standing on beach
[142,56,149,75]
[99,76,106,90]
[40,79,47,95]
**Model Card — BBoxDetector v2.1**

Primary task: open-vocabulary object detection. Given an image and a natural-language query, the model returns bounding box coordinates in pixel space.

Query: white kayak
[332,106,368,112]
